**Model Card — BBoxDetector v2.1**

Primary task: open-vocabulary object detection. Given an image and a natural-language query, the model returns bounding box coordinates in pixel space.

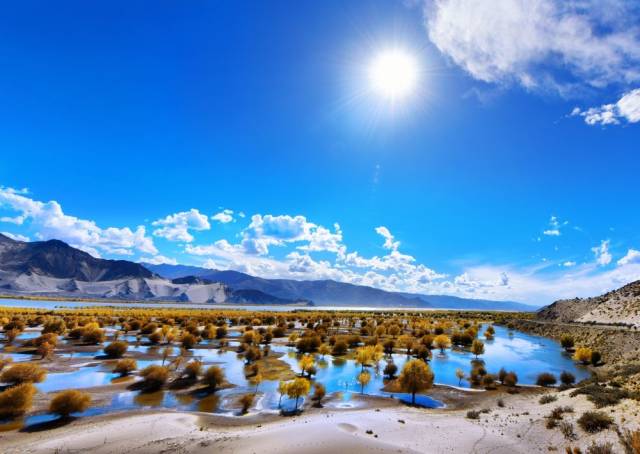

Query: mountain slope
[0,233,153,281]
[0,235,308,305]
[145,263,534,311]
[538,280,640,327]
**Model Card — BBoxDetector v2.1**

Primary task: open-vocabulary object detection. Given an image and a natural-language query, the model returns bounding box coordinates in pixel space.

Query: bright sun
[369,49,419,101]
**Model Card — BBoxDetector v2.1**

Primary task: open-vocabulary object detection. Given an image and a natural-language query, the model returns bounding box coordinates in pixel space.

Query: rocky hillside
[0,233,153,281]
[0,234,308,305]
[538,280,640,327]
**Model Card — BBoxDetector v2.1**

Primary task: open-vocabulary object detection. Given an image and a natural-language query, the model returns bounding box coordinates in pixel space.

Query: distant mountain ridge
[142,262,535,311]
[0,233,153,281]
[0,233,534,310]
[538,280,640,327]
[0,234,306,305]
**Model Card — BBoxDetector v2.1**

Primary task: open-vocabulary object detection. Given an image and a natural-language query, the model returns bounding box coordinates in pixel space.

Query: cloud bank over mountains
[2,185,640,305]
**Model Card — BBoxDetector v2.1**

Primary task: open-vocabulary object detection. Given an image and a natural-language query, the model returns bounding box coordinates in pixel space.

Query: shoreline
[2,387,637,453]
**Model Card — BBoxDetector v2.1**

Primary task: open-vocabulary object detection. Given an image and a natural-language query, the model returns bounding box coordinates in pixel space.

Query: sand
[2,388,638,454]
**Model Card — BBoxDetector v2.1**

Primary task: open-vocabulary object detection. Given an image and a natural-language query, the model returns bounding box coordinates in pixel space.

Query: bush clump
[539,394,558,404]
[536,372,557,387]
[113,358,137,376]
[570,384,634,408]
[49,390,91,418]
[104,341,128,358]
[202,365,225,390]
[0,363,47,385]
[140,365,169,391]
[577,411,614,433]
[466,410,480,419]
[0,383,36,418]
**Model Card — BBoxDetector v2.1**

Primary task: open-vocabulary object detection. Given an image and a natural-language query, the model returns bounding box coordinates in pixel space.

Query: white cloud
[592,240,612,266]
[1,231,29,242]
[0,187,157,256]
[375,226,400,251]
[152,209,210,242]
[241,214,346,256]
[618,249,640,266]
[141,255,178,265]
[0,215,24,225]
[424,0,640,94]
[572,88,640,125]
[211,209,234,224]
[202,259,219,270]
[562,261,577,267]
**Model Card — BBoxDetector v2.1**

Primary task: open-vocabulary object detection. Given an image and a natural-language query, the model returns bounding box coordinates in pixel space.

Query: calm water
[0,306,588,429]
[0,297,532,312]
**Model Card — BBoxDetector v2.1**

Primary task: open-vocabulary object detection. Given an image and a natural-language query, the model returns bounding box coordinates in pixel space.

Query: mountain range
[0,233,534,310]
[141,262,534,311]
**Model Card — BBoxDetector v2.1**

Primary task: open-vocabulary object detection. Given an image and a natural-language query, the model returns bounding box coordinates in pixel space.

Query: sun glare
[369,49,419,101]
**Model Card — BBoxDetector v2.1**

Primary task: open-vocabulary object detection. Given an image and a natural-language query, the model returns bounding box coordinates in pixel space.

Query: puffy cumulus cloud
[0,187,157,256]
[592,240,612,266]
[1,231,29,242]
[152,209,210,242]
[424,0,640,94]
[618,249,640,266]
[141,255,178,265]
[572,88,640,125]
[211,209,234,224]
[241,214,345,256]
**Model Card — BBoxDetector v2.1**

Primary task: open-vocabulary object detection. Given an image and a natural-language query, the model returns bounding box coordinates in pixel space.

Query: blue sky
[1,1,639,306]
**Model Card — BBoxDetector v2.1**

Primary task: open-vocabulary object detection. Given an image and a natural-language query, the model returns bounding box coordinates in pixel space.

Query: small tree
[536,372,557,387]
[104,341,128,358]
[239,393,254,414]
[286,377,311,412]
[357,370,371,394]
[140,365,169,391]
[455,368,465,386]
[318,344,331,358]
[250,372,263,393]
[183,360,202,379]
[0,363,46,385]
[471,339,485,359]
[202,365,225,390]
[49,390,91,419]
[38,341,55,360]
[384,361,398,379]
[181,333,198,350]
[82,326,105,345]
[398,359,434,405]
[277,380,287,408]
[433,334,451,354]
[298,354,315,377]
[312,383,326,407]
[560,371,576,387]
[560,335,574,351]
[0,383,36,418]
[114,358,137,376]
[573,347,593,365]
[503,371,518,388]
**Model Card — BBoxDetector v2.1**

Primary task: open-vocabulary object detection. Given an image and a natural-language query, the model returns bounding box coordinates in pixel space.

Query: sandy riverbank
[2,388,638,454]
